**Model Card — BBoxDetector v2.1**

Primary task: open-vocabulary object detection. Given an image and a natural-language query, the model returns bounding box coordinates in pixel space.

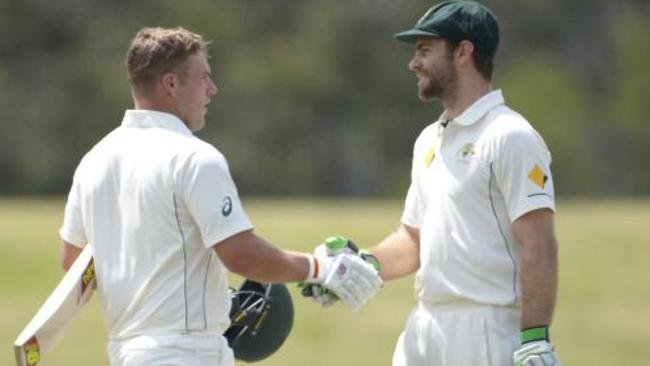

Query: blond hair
[126,27,208,96]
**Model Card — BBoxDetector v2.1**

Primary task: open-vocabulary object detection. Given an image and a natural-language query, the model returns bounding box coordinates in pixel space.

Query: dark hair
[446,39,494,81]
[472,50,494,81]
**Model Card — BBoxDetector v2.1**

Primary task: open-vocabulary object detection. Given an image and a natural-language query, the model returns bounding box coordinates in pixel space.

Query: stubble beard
[418,56,458,102]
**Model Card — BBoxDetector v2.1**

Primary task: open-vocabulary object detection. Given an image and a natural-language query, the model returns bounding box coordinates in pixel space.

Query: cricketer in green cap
[341,2,564,366]
[394,0,500,58]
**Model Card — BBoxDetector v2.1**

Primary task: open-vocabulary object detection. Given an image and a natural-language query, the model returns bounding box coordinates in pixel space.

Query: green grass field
[1,197,649,365]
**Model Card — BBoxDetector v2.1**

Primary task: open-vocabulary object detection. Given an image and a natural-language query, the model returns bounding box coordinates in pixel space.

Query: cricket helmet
[224,280,294,362]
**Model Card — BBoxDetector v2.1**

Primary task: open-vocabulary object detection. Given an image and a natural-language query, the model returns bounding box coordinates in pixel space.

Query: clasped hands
[301,236,382,311]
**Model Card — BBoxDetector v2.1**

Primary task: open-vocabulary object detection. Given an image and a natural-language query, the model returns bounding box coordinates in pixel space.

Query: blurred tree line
[0,0,648,197]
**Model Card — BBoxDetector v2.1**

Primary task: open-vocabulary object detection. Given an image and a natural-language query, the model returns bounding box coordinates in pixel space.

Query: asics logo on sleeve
[222,196,233,217]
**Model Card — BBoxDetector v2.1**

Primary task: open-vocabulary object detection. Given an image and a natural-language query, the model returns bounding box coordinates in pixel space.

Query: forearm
[369,224,420,281]
[520,237,558,329]
[215,230,310,283]
[515,227,562,364]
[514,209,559,330]
[239,245,310,283]
[60,240,83,272]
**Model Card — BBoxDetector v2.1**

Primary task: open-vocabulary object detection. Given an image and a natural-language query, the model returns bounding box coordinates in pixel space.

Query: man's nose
[408,56,420,72]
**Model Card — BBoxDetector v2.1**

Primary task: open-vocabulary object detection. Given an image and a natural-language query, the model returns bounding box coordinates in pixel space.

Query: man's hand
[514,341,561,366]
[514,326,561,366]
[301,283,338,307]
[321,253,382,311]
[300,236,381,310]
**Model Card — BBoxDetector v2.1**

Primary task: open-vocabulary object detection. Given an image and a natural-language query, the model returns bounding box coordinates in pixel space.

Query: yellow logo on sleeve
[424,146,436,167]
[528,165,548,189]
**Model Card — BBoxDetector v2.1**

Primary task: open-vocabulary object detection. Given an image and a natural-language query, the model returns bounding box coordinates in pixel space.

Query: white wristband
[305,254,321,283]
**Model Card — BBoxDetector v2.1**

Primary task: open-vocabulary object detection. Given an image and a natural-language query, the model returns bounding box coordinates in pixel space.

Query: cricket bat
[14,245,96,366]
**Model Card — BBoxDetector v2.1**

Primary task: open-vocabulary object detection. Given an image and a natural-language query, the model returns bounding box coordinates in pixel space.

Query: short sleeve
[177,148,253,247]
[401,140,423,228]
[493,127,555,222]
[59,168,87,247]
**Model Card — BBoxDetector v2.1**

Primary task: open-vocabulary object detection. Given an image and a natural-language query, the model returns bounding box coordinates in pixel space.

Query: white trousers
[107,333,234,366]
[392,301,521,366]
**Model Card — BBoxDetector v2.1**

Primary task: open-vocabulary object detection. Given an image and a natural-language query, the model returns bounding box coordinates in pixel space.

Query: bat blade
[14,245,96,366]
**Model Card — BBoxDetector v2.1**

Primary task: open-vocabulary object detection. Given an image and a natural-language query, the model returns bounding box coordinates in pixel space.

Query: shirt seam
[488,162,518,305]
[173,193,190,331]
[201,254,211,330]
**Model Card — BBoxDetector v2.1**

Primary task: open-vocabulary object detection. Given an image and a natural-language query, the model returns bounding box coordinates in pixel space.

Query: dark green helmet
[224,280,294,362]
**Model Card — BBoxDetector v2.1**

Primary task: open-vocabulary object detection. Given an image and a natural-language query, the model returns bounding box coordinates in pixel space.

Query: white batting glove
[514,341,561,366]
[514,327,562,366]
[301,236,382,309]
[306,241,357,306]
[322,253,382,312]
[300,252,344,307]
[304,252,333,284]
[306,284,338,307]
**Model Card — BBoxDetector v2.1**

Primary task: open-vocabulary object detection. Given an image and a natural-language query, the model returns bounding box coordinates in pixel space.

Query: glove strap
[521,326,549,344]
[305,255,320,282]
[360,251,381,273]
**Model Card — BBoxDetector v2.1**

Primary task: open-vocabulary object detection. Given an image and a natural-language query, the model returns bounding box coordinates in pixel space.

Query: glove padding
[321,253,382,312]
[302,283,338,307]
[514,341,562,366]
[300,241,356,307]
[303,242,379,308]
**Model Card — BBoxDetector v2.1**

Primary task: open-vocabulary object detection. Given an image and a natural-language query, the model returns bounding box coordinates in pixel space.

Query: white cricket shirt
[60,110,253,340]
[402,90,555,306]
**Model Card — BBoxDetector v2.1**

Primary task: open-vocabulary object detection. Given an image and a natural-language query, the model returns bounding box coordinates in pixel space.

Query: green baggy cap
[394,1,500,57]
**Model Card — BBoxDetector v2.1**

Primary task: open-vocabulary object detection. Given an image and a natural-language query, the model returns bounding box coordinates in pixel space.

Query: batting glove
[514,326,562,366]
[300,281,338,307]
[303,252,333,285]
[321,253,382,312]
[301,236,381,309]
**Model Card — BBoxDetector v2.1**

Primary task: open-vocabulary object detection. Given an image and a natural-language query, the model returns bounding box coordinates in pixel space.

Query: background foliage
[1,0,649,197]
[2,2,649,365]
[2,198,650,365]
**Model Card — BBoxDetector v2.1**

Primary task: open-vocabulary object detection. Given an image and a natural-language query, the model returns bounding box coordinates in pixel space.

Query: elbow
[213,230,262,278]
[61,252,77,272]
[59,250,67,271]
[60,241,82,272]
[221,255,256,277]
[217,242,260,278]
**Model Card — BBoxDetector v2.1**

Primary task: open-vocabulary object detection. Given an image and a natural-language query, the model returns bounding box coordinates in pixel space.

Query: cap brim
[393,28,440,43]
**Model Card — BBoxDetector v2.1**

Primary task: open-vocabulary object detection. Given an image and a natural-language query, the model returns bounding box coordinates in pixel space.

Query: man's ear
[160,72,180,97]
[455,40,475,65]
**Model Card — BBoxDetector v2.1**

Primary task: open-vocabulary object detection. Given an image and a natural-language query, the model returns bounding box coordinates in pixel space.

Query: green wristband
[521,326,549,344]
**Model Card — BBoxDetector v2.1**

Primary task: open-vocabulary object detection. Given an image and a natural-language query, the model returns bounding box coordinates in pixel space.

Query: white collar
[438,89,505,127]
[121,110,193,136]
